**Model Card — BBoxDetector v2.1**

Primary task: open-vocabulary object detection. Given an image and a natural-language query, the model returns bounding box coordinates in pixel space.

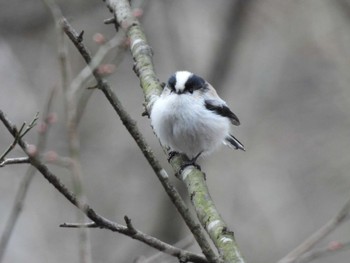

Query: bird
[150,71,244,169]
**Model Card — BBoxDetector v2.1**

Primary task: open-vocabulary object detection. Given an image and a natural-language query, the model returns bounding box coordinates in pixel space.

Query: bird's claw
[167,151,179,162]
[179,161,201,174]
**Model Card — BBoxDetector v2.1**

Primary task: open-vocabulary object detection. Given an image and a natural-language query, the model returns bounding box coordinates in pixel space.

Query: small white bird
[151,71,244,168]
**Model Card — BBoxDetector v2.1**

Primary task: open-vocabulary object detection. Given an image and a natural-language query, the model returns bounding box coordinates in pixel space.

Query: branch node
[124,215,137,235]
[141,103,149,117]
[222,226,235,237]
[87,85,98,90]
[104,14,120,31]
[77,30,84,43]
[104,17,116,24]
[132,62,140,77]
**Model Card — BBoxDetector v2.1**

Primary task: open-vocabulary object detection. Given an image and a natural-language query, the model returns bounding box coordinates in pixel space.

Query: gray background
[1,0,350,262]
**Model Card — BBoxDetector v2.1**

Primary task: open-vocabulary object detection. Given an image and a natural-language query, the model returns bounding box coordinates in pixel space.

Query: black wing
[205,99,240,126]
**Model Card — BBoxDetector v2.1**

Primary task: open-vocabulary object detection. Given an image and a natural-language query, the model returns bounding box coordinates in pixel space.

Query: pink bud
[97,64,116,76]
[44,151,58,162]
[46,113,57,124]
[328,241,343,251]
[37,122,47,134]
[27,144,37,157]
[132,8,143,18]
[93,33,106,45]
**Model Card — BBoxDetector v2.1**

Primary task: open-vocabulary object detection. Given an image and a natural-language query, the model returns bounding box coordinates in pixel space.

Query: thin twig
[124,216,137,235]
[0,157,30,167]
[296,240,350,263]
[278,198,350,263]
[207,0,253,90]
[0,99,50,263]
[0,112,39,162]
[142,235,195,263]
[60,222,98,228]
[61,17,218,263]
[0,109,207,263]
[67,33,124,99]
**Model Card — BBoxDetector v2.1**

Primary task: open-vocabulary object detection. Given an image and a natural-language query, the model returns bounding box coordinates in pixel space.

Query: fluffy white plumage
[151,71,244,162]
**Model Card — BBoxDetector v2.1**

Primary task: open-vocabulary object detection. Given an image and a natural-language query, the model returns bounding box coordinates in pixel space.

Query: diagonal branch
[60,17,218,263]
[296,240,350,263]
[278,198,350,263]
[0,109,207,263]
[102,1,245,262]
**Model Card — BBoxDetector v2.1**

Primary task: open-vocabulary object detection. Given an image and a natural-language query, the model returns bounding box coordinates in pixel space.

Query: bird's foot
[179,161,201,174]
[179,154,202,174]
[167,151,179,162]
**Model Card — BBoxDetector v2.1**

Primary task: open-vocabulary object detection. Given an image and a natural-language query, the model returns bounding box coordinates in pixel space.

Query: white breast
[151,92,230,158]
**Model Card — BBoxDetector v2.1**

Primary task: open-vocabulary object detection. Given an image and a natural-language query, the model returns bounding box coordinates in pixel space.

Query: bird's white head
[167,71,207,95]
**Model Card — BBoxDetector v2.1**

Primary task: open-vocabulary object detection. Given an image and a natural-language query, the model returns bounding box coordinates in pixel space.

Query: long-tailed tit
[151,71,244,168]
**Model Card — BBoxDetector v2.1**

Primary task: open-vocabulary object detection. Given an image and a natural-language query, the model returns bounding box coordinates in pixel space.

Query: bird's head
[167,71,208,95]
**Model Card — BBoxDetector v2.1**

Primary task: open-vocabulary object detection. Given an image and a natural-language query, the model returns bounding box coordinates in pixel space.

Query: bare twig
[0,109,208,263]
[0,157,30,167]
[142,235,195,263]
[278,198,350,263]
[296,240,350,263]
[61,17,218,263]
[60,222,98,228]
[0,104,49,263]
[68,33,125,99]
[0,155,73,169]
[124,216,137,235]
[0,112,39,162]
[207,0,253,90]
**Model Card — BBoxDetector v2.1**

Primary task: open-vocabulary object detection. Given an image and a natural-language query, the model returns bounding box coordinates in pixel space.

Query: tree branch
[102,1,245,262]
[60,17,218,263]
[0,157,30,167]
[0,109,207,263]
[296,240,350,263]
[0,88,53,263]
[0,112,38,163]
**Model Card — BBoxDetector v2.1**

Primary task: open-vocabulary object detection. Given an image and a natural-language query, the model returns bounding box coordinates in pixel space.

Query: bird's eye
[167,75,176,93]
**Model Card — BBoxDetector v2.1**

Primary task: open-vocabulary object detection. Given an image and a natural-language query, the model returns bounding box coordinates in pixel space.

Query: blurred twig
[296,240,350,263]
[68,33,125,99]
[278,198,350,263]
[0,109,207,263]
[207,0,253,91]
[43,1,93,262]
[0,91,53,263]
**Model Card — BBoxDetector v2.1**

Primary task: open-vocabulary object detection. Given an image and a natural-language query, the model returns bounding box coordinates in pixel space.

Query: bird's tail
[224,134,245,151]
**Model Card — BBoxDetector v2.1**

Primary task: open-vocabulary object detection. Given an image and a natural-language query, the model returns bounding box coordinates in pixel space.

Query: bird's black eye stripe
[167,75,176,92]
[184,74,206,93]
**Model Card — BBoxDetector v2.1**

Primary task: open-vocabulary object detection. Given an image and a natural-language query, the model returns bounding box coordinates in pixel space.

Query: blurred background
[1,0,350,262]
